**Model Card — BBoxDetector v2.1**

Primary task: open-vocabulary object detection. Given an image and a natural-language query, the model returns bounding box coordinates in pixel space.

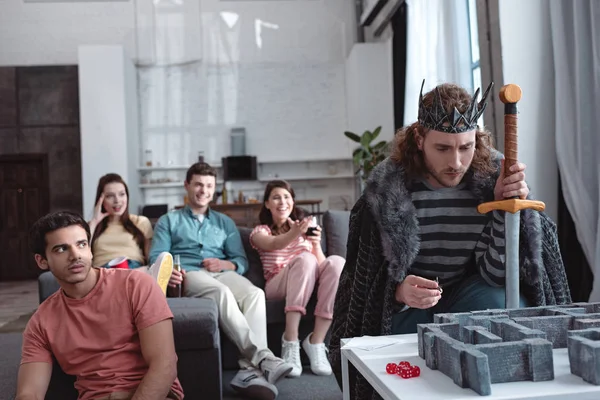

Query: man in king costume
[329,81,572,400]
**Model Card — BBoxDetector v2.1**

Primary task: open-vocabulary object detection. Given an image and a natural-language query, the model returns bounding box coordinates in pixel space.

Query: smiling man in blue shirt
[150,163,292,400]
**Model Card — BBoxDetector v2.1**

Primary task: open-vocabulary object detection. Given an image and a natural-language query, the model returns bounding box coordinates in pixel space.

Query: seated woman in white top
[250,180,345,378]
[88,173,172,294]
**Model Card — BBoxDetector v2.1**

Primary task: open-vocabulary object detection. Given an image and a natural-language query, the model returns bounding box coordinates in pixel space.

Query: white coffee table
[340,333,600,400]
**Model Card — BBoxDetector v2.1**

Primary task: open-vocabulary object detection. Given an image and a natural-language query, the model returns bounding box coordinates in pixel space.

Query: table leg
[341,350,350,400]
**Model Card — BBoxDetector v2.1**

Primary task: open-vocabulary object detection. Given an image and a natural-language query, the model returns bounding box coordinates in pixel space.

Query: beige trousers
[184,269,273,369]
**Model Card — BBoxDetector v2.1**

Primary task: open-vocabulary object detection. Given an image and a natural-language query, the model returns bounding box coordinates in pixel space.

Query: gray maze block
[421,326,553,395]
[434,309,507,324]
[464,316,511,334]
[462,326,503,345]
[475,339,554,383]
[417,303,600,396]
[572,302,600,313]
[417,323,460,358]
[424,329,492,395]
[573,319,600,330]
[489,319,547,342]
[567,328,600,385]
[512,315,572,348]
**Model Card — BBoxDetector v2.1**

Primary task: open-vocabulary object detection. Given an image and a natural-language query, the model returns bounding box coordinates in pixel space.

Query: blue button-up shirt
[149,206,248,275]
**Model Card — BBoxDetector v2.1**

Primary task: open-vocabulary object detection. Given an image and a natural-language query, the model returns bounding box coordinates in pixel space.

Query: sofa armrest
[167,298,220,351]
[323,210,350,258]
[38,271,60,304]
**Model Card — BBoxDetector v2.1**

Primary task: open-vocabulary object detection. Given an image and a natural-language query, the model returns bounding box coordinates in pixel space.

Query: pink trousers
[265,252,344,319]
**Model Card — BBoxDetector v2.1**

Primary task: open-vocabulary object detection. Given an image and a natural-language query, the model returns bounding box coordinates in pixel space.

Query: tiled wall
[0,66,83,213]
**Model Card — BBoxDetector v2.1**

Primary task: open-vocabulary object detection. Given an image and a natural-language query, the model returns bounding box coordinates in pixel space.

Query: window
[467,0,483,126]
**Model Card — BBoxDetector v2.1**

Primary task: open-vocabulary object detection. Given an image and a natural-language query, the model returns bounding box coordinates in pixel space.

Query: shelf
[258,158,352,164]
[140,180,223,189]
[258,173,355,182]
[137,159,352,171]
[139,182,184,188]
[138,164,222,171]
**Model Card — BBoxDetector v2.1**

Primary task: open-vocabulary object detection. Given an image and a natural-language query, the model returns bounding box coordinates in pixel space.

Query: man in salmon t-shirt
[15,211,184,400]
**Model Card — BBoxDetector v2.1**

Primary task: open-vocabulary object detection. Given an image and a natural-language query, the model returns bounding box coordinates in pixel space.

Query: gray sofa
[32,209,350,398]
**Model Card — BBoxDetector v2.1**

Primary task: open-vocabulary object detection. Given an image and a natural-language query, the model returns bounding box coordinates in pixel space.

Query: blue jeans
[391,273,530,334]
[100,259,143,269]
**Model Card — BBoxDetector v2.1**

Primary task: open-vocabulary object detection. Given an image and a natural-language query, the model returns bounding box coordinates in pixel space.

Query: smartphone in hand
[306,227,318,236]
[306,216,319,236]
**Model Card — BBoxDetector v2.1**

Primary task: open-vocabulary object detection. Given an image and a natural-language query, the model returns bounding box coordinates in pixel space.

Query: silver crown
[418,79,494,133]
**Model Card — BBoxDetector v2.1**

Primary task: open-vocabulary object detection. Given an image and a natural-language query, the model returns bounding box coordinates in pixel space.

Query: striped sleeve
[474,210,506,287]
[249,225,271,250]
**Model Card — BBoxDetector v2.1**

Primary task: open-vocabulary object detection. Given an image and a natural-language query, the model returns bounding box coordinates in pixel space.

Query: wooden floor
[0,280,38,329]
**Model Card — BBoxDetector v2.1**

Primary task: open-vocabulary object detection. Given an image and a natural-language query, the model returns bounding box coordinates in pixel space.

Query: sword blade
[505,211,521,309]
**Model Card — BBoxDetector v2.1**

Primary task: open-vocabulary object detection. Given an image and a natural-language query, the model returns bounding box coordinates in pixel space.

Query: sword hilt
[477,199,545,215]
[500,84,521,184]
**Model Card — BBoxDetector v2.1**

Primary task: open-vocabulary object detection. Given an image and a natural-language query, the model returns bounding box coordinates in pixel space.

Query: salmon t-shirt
[21,268,184,400]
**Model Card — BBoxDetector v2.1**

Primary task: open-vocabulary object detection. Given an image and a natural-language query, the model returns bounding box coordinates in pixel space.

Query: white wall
[345,41,396,143]
[498,0,558,221]
[0,0,134,66]
[79,45,140,218]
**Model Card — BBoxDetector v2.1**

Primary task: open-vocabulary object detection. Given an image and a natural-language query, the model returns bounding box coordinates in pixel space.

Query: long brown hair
[391,83,496,182]
[91,173,146,257]
[258,180,306,235]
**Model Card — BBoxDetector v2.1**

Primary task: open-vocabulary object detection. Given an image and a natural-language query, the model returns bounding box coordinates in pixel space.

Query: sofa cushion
[323,210,350,258]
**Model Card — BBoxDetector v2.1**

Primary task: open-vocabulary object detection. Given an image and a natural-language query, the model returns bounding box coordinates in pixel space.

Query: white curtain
[403,0,473,125]
[549,1,600,301]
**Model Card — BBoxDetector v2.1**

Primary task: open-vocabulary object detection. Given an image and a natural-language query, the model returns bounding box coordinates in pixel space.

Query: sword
[477,84,545,309]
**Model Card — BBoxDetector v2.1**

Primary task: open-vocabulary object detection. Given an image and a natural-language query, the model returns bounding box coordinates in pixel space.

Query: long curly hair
[391,83,496,182]
[91,173,146,258]
[258,180,306,236]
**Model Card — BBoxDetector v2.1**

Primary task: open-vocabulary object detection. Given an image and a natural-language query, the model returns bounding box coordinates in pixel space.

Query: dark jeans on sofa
[37,272,222,400]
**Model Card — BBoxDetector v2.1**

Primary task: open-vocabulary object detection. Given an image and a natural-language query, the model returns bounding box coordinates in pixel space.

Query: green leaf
[344,131,361,142]
[353,150,365,166]
[360,131,373,147]
[372,140,388,151]
[371,126,382,141]
[352,147,363,157]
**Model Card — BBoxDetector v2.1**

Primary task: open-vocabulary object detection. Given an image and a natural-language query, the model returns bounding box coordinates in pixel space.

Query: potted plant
[344,126,389,183]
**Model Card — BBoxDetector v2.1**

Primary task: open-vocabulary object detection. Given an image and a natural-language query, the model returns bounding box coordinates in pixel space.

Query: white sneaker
[301,332,332,376]
[148,252,173,296]
[259,355,293,384]
[281,335,302,377]
[230,368,277,400]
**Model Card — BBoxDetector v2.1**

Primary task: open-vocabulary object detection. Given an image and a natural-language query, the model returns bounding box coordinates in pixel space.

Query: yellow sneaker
[149,252,173,295]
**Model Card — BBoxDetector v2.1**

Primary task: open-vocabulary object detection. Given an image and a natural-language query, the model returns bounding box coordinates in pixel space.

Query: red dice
[385,360,420,378]
[386,363,398,374]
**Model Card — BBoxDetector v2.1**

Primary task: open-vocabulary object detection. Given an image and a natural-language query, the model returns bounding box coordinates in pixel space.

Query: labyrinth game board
[417,303,600,395]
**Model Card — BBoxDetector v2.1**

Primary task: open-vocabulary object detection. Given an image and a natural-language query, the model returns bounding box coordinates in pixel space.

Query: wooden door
[0,154,50,281]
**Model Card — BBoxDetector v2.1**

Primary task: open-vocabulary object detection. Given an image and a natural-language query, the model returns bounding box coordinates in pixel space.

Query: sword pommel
[477,199,546,215]
[499,84,522,105]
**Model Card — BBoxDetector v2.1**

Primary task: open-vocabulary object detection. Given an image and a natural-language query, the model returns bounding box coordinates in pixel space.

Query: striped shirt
[250,225,313,282]
[410,180,506,287]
